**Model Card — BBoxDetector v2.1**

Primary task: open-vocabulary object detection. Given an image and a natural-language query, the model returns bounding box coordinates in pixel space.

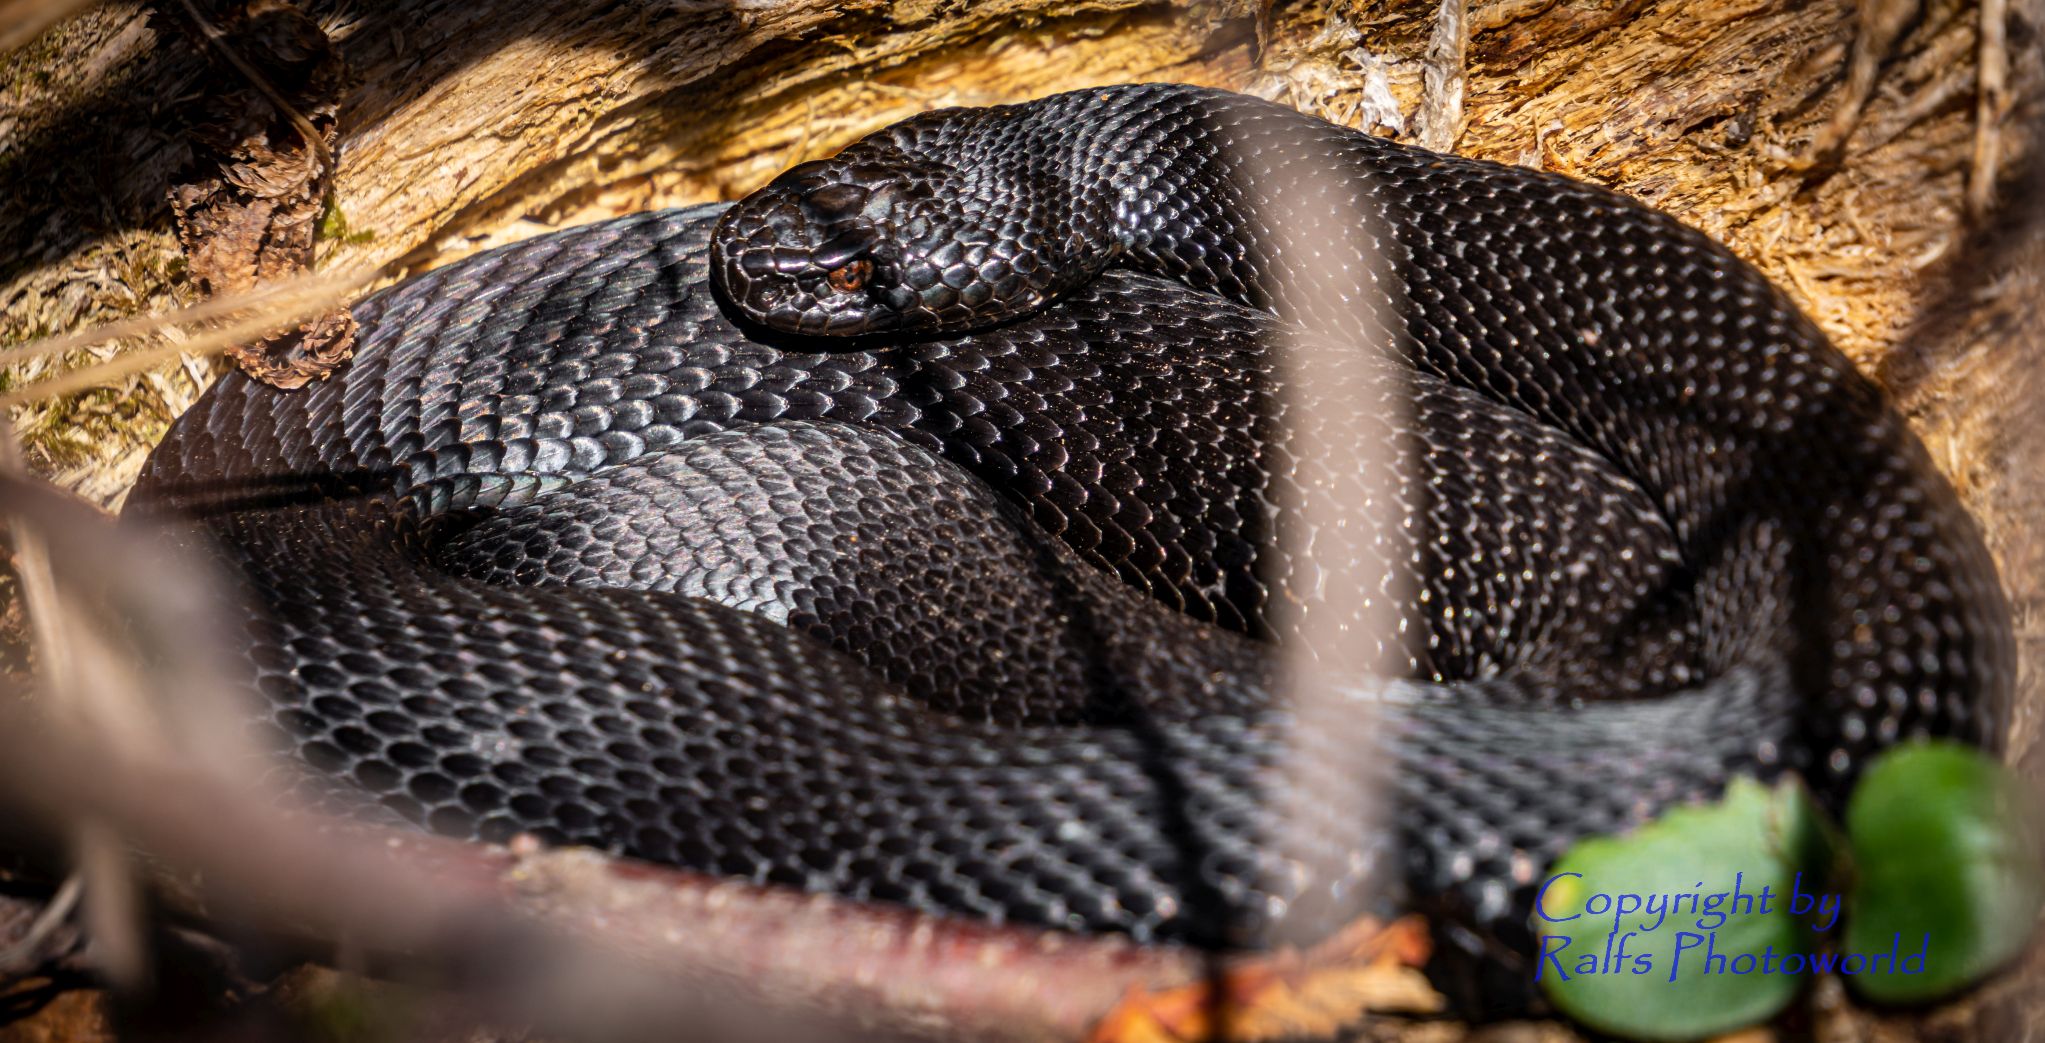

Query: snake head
[711,120,1103,339]
[710,160,926,338]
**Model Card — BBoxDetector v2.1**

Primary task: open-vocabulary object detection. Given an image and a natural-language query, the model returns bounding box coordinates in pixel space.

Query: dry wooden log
[0,0,2035,503]
[0,0,2040,1038]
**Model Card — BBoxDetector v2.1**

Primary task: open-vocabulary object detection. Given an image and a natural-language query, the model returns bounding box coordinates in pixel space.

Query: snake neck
[705,81,1399,337]
[954,83,1410,336]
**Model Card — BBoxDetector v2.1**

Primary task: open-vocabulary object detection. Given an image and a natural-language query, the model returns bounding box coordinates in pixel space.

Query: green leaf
[1536,777,1838,1042]
[1844,742,2042,1003]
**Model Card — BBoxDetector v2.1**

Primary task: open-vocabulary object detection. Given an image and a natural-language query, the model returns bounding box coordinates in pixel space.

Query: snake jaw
[708,163,919,339]
[710,112,1114,338]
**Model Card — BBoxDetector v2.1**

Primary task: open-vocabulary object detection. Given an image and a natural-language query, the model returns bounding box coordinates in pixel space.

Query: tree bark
[0,0,2032,493]
[1,0,2041,1037]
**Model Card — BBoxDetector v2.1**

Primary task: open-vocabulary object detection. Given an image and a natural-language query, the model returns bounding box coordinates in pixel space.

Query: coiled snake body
[133,85,2011,971]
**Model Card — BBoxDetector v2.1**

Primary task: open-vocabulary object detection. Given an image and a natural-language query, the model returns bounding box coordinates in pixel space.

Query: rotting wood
[161,0,357,388]
[0,1,2041,1038]
[2,0,2035,497]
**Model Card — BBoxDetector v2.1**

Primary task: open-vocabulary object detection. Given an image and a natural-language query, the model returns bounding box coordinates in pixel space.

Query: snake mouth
[711,142,1085,338]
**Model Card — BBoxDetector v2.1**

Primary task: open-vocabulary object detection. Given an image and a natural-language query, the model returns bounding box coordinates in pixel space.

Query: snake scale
[131,84,2012,988]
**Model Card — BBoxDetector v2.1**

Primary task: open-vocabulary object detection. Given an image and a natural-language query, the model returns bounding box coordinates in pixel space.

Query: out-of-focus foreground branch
[3,0,2044,1039]
[0,472,1441,1042]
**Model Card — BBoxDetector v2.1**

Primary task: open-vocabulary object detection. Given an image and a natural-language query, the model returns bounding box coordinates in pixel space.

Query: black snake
[130,84,2012,985]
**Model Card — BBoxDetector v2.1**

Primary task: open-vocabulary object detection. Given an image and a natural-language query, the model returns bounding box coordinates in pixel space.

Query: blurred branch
[1970,0,2011,220]
[1797,0,1921,169]
[0,875,79,977]
[0,695,1424,1042]
[0,473,1432,1042]
[0,0,95,55]
[0,424,145,992]
[0,265,377,410]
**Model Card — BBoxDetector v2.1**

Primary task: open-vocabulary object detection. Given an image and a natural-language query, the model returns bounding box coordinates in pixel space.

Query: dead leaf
[1086,916,1445,1043]
[161,0,355,388]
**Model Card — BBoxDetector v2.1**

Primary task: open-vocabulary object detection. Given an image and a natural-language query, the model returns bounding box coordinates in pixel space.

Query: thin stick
[0,268,375,409]
[1418,0,1468,153]
[172,0,332,175]
[1968,0,2009,221]
[0,266,372,373]
[0,873,81,973]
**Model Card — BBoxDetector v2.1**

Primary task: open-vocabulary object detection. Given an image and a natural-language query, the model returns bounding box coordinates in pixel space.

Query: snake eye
[826,259,873,294]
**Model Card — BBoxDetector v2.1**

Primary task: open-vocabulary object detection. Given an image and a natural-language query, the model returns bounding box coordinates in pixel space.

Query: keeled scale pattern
[132,74,2010,990]
[132,206,1716,953]
[711,83,2012,787]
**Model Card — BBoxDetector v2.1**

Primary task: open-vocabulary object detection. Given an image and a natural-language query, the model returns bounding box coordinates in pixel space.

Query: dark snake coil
[131,85,2012,982]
